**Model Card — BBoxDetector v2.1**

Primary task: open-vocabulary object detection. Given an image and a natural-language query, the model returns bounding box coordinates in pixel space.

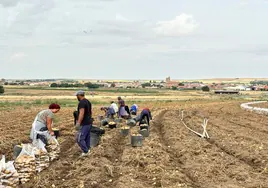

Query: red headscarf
[49,103,61,109]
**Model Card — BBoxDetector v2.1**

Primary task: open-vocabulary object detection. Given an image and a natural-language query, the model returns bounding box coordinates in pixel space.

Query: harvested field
[1,100,268,187]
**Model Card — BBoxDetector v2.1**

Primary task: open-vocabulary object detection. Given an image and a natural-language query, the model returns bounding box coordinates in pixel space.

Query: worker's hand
[75,123,81,131]
[50,131,55,136]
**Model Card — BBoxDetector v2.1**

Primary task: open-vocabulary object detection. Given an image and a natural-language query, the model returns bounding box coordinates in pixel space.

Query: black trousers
[125,106,130,115]
[73,111,78,125]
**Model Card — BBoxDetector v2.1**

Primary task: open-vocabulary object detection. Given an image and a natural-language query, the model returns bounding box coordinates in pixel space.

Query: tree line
[50,82,105,89]
[250,81,268,85]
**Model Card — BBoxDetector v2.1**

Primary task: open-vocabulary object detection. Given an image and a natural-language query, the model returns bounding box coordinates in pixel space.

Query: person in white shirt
[110,101,119,114]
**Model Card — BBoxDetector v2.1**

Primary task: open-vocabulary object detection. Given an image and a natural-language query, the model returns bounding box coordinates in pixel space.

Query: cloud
[239,0,249,7]
[154,13,199,37]
[95,17,155,40]
[10,52,27,61]
[1,0,55,35]
[0,0,20,7]
[115,13,128,21]
[1,0,268,80]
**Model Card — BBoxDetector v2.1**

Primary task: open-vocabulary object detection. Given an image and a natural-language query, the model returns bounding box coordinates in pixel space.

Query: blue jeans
[76,125,92,153]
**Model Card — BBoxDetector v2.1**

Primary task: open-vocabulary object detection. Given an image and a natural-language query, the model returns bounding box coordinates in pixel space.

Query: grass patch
[0,101,26,107]
[5,86,163,95]
[94,88,161,94]
[0,99,109,108]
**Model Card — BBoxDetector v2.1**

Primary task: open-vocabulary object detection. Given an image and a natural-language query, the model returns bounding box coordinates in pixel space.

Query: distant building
[0,78,5,85]
[165,76,179,88]
[225,85,247,91]
[166,76,171,83]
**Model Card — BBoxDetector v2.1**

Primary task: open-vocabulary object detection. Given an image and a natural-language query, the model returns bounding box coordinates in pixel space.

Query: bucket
[120,127,130,136]
[52,128,60,139]
[140,129,149,138]
[108,122,117,129]
[140,124,149,131]
[91,126,105,136]
[126,119,136,127]
[131,134,143,147]
[101,119,109,126]
[13,145,22,160]
[90,132,100,147]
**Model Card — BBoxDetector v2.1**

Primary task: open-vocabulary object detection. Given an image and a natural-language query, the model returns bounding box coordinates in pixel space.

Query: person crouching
[135,108,152,126]
[130,104,138,115]
[117,96,129,119]
[101,106,116,119]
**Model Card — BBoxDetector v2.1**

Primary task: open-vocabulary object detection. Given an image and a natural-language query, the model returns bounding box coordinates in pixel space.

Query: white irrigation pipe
[202,118,210,139]
[240,101,268,115]
[181,111,209,139]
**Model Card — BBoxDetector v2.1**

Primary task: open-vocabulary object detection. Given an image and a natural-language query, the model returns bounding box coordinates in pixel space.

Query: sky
[0,0,268,80]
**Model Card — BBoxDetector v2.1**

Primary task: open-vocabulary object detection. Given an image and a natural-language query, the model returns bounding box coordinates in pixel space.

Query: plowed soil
[1,100,268,188]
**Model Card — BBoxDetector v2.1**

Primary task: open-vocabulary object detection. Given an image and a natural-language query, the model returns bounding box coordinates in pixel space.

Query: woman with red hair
[30,103,61,145]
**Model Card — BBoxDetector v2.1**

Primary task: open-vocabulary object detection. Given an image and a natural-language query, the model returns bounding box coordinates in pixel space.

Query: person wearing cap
[101,106,115,119]
[75,90,92,157]
[117,96,129,118]
[30,103,61,145]
[135,108,152,126]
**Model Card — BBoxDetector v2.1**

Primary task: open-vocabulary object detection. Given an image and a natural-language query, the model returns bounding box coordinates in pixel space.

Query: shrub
[0,86,4,94]
[141,83,151,88]
[201,86,210,92]
[171,86,177,90]
[50,83,58,87]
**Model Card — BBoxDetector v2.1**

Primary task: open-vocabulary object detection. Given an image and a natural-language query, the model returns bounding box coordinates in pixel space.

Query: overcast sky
[0,0,268,80]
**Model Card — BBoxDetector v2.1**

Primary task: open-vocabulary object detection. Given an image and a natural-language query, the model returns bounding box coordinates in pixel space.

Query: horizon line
[2,77,268,81]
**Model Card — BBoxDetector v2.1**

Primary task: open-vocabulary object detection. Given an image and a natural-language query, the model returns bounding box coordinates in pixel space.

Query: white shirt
[111,103,119,113]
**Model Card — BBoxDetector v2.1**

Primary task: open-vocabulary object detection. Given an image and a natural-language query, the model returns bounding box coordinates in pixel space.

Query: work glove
[75,123,81,131]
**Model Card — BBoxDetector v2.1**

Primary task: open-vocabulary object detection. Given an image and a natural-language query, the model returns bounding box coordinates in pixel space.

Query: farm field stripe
[152,110,200,188]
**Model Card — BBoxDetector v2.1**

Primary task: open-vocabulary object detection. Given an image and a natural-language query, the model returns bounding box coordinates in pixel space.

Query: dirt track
[1,101,268,187]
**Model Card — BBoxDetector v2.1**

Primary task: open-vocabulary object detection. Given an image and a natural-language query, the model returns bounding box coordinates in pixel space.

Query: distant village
[1,77,268,91]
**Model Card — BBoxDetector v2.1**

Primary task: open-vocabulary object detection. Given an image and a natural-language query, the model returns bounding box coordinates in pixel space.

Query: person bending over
[135,108,152,126]
[30,103,61,145]
[101,106,116,119]
[130,104,138,115]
